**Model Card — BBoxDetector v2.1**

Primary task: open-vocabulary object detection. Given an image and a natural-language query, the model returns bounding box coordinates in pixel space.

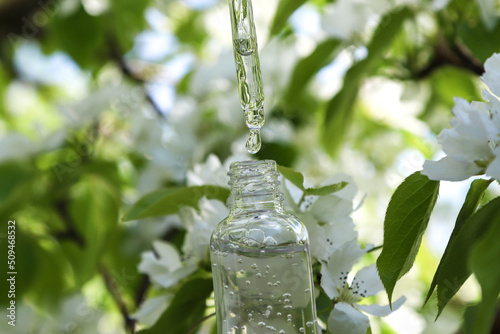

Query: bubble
[258,322,265,327]
[229,292,234,296]
[212,263,217,267]
[246,280,251,285]
[283,293,291,298]
[279,331,285,334]
[240,269,245,274]
[256,273,262,278]
[277,312,282,317]
[304,289,310,293]
[306,321,314,327]
[224,285,228,289]
[299,328,305,333]
[284,299,290,303]
[284,305,292,309]
[237,258,243,264]
[267,282,272,286]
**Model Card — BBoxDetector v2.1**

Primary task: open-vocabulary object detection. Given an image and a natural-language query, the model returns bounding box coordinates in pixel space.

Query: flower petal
[320,241,364,299]
[311,195,353,223]
[328,302,370,334]
[482,53,500,97]
[152,241,182,269]
[440,98,497,161]
[486,147,500,180]
[422,156,482,181]
[353,264,384,297]
[131,295,170,327]
[356,295,406,317]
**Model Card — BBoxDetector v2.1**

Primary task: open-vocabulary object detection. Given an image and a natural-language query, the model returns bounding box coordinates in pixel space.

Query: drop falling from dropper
[246,129,261,154]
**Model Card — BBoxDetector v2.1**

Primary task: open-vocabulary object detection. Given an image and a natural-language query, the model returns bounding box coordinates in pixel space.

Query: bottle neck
[227,160,284,214]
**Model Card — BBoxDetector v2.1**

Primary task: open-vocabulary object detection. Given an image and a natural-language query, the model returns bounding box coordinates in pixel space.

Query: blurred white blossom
[284,174,358,261]
[422,53,500,181]
[131,295,171,327]
[180,197,228,261]
[138,240,197,289]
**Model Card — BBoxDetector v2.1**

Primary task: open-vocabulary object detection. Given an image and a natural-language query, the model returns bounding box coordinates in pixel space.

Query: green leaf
[316,289,334,324]
[122,185,230,221]
[433,197,500,317]
[458,21,500,63]
[376,172,439,306]
[269,0,308,38]
[425,178,493,306]
[284,38,341,104]
[462,303,480,334]
[139,278,213,334]
[0,162,34,218]
[277,165,305,191]
[256,142,298,167]
[0,228,38,306]
[467,199,500,334]
[107,0,151,51]
[69,175,119,285]
[45,6,105,69]
[322,6,412,156]
[305,182,347,196]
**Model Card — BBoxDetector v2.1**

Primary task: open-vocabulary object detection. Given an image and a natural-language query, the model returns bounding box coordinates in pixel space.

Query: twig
[99,264,136,334]
[106,36,166,118]
[185,312,216,334]
[367,245,383,253]
[415,35,483,79]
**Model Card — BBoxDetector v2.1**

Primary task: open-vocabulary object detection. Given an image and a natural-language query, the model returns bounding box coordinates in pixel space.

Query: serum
[210,160,318,333]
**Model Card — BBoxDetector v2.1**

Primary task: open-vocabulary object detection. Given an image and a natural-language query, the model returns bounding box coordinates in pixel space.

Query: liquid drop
[246,128,261,154]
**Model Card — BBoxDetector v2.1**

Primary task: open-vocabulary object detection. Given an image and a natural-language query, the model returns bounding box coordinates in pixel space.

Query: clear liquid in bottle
[210,160,318,334]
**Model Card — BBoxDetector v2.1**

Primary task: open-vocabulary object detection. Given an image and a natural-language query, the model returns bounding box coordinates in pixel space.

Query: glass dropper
[228,0,265,154]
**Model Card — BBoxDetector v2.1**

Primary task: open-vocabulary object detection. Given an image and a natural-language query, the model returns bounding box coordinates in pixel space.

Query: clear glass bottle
[210,160,318,334]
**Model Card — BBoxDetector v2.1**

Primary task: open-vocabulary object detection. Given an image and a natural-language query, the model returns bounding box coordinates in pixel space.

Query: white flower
[321,0,391,40]
[138,241,197,289]
[131,295,171,327]
[284,174,358,261]
[475,0,500,30]
[320,241,406,334]
[423,53,500,181]
[422,98,499,181]
[0,131,65,162]
[482,53,500,97]
[180,197,228,261]
[187,154,229,187]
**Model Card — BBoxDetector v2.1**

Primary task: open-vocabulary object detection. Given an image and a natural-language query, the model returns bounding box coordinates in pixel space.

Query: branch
[106,36,166,118]
[415,35,484,79]
[99,264,136,334]
[185,312,215,334]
